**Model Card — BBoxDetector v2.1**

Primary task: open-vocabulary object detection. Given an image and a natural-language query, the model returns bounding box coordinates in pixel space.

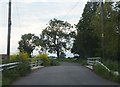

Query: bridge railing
[87,57,101,65]
[86,57,119,76]
[95,60,119,76]
[0,62,19,71]
[30,60,43,68]
[0,60,43,71]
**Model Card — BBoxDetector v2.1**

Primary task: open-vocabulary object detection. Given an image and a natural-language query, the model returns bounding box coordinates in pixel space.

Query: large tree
[91,2,119,60]
[72,2,100,58]
[18,33,40,57]
[114,1,120,62]
[40,18,75,58]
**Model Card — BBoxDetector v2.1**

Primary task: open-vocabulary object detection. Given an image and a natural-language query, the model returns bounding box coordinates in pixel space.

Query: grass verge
[93,60,120,84]
[2,61,31,86]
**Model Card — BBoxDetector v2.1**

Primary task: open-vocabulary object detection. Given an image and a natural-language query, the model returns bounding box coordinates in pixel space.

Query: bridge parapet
[86,57,119,76]
[87,57,101,65]
[0,60,43,71]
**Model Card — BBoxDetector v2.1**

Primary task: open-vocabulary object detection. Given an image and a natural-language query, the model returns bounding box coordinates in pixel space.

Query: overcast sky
[0,0,88,56]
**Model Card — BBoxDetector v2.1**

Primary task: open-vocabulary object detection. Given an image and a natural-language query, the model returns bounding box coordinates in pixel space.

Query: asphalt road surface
[12,62,119,85]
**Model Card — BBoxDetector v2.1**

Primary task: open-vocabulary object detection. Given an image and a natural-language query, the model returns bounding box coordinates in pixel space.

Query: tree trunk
[56,49,60,58]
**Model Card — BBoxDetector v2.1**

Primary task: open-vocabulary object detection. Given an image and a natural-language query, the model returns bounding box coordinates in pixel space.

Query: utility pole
[7,0,12,59]
[100,0,104,59]
[117,6,120,62]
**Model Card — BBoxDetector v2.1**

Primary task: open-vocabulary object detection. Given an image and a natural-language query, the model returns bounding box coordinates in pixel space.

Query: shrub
[50,59,60,66]
[102,59,119,71]
[16,61,31,76]
[29,58,37,62]
[2,61,31,86]
[36,54,51,66]
[94,64,110,79]
[18,51,29,62]
[2,68,20,85]
[2,52,31,86]
[94,63,119,83]
[10,54,19,62]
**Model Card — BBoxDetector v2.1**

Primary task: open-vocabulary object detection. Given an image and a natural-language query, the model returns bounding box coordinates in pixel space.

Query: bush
[102,59,119,71]
[36,54,51,66]
[18,51,29,62]
[50,59,60,66]
[94,63,119,83]
[16,61,31,76]
[10,51,29,62]
[2,52,31,86]
[2,61,31,86]
[10,54,19,62]
[2,68,20,85]
[29,58,37,62]
[94,64,110,79]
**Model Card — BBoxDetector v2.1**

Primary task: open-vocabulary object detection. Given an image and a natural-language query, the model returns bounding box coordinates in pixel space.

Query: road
[12,62,119,85]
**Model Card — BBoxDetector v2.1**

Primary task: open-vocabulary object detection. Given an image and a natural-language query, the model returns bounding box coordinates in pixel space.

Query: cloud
[0,1,87,54]
[16,0,88,3]
[16,0,120,3]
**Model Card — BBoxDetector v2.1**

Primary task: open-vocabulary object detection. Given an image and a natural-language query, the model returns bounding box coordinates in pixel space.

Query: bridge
[0,58,119,86]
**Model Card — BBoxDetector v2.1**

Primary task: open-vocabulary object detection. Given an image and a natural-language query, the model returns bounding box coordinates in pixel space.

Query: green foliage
[16,62,31,76]
[94,63,119,83]
[72,2,100,58]
[72,1,120,61]
[18,33,40,57]
[41,18,75,58]
[18,51,29,61]
[94,64,110,78]
[29,58,37,62]
[10,54,18,62]
[102,59,119,71]
[2,69,19,85]
[50,59,60,66]
[36,54,51,66]
[2,61,30,85]
[2,51,30,86]
[91,2,119,60]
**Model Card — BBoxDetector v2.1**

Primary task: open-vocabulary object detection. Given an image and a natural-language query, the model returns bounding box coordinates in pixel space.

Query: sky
[0,0,88,57]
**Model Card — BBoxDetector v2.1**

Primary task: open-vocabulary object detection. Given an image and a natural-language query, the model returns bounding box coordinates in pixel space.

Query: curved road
[13,62,119,85]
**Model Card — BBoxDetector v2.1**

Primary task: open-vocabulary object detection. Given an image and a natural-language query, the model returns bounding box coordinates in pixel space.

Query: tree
[91,2,119,60]
[41,18,75,58]
[114,1,120,62]
[72,2,100,58]
[18,33,40,57]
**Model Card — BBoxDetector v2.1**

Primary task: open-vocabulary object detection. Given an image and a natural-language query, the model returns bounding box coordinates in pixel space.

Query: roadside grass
[2,53,31,86]
[50,59,60,66]
[2,56,60,86]
[2,62,31,86]
[93,59,120,83]
[2,68,19,85]
[102,59,119,71]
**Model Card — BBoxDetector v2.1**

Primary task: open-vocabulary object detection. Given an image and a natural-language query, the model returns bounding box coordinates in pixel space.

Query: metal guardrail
[30,60,43,68]
[0,62,19,71]
[86,57,119,76]
[95,60,119,76]
[0,60,43,71]
[87,57,101,65]
[95,60,110,72]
